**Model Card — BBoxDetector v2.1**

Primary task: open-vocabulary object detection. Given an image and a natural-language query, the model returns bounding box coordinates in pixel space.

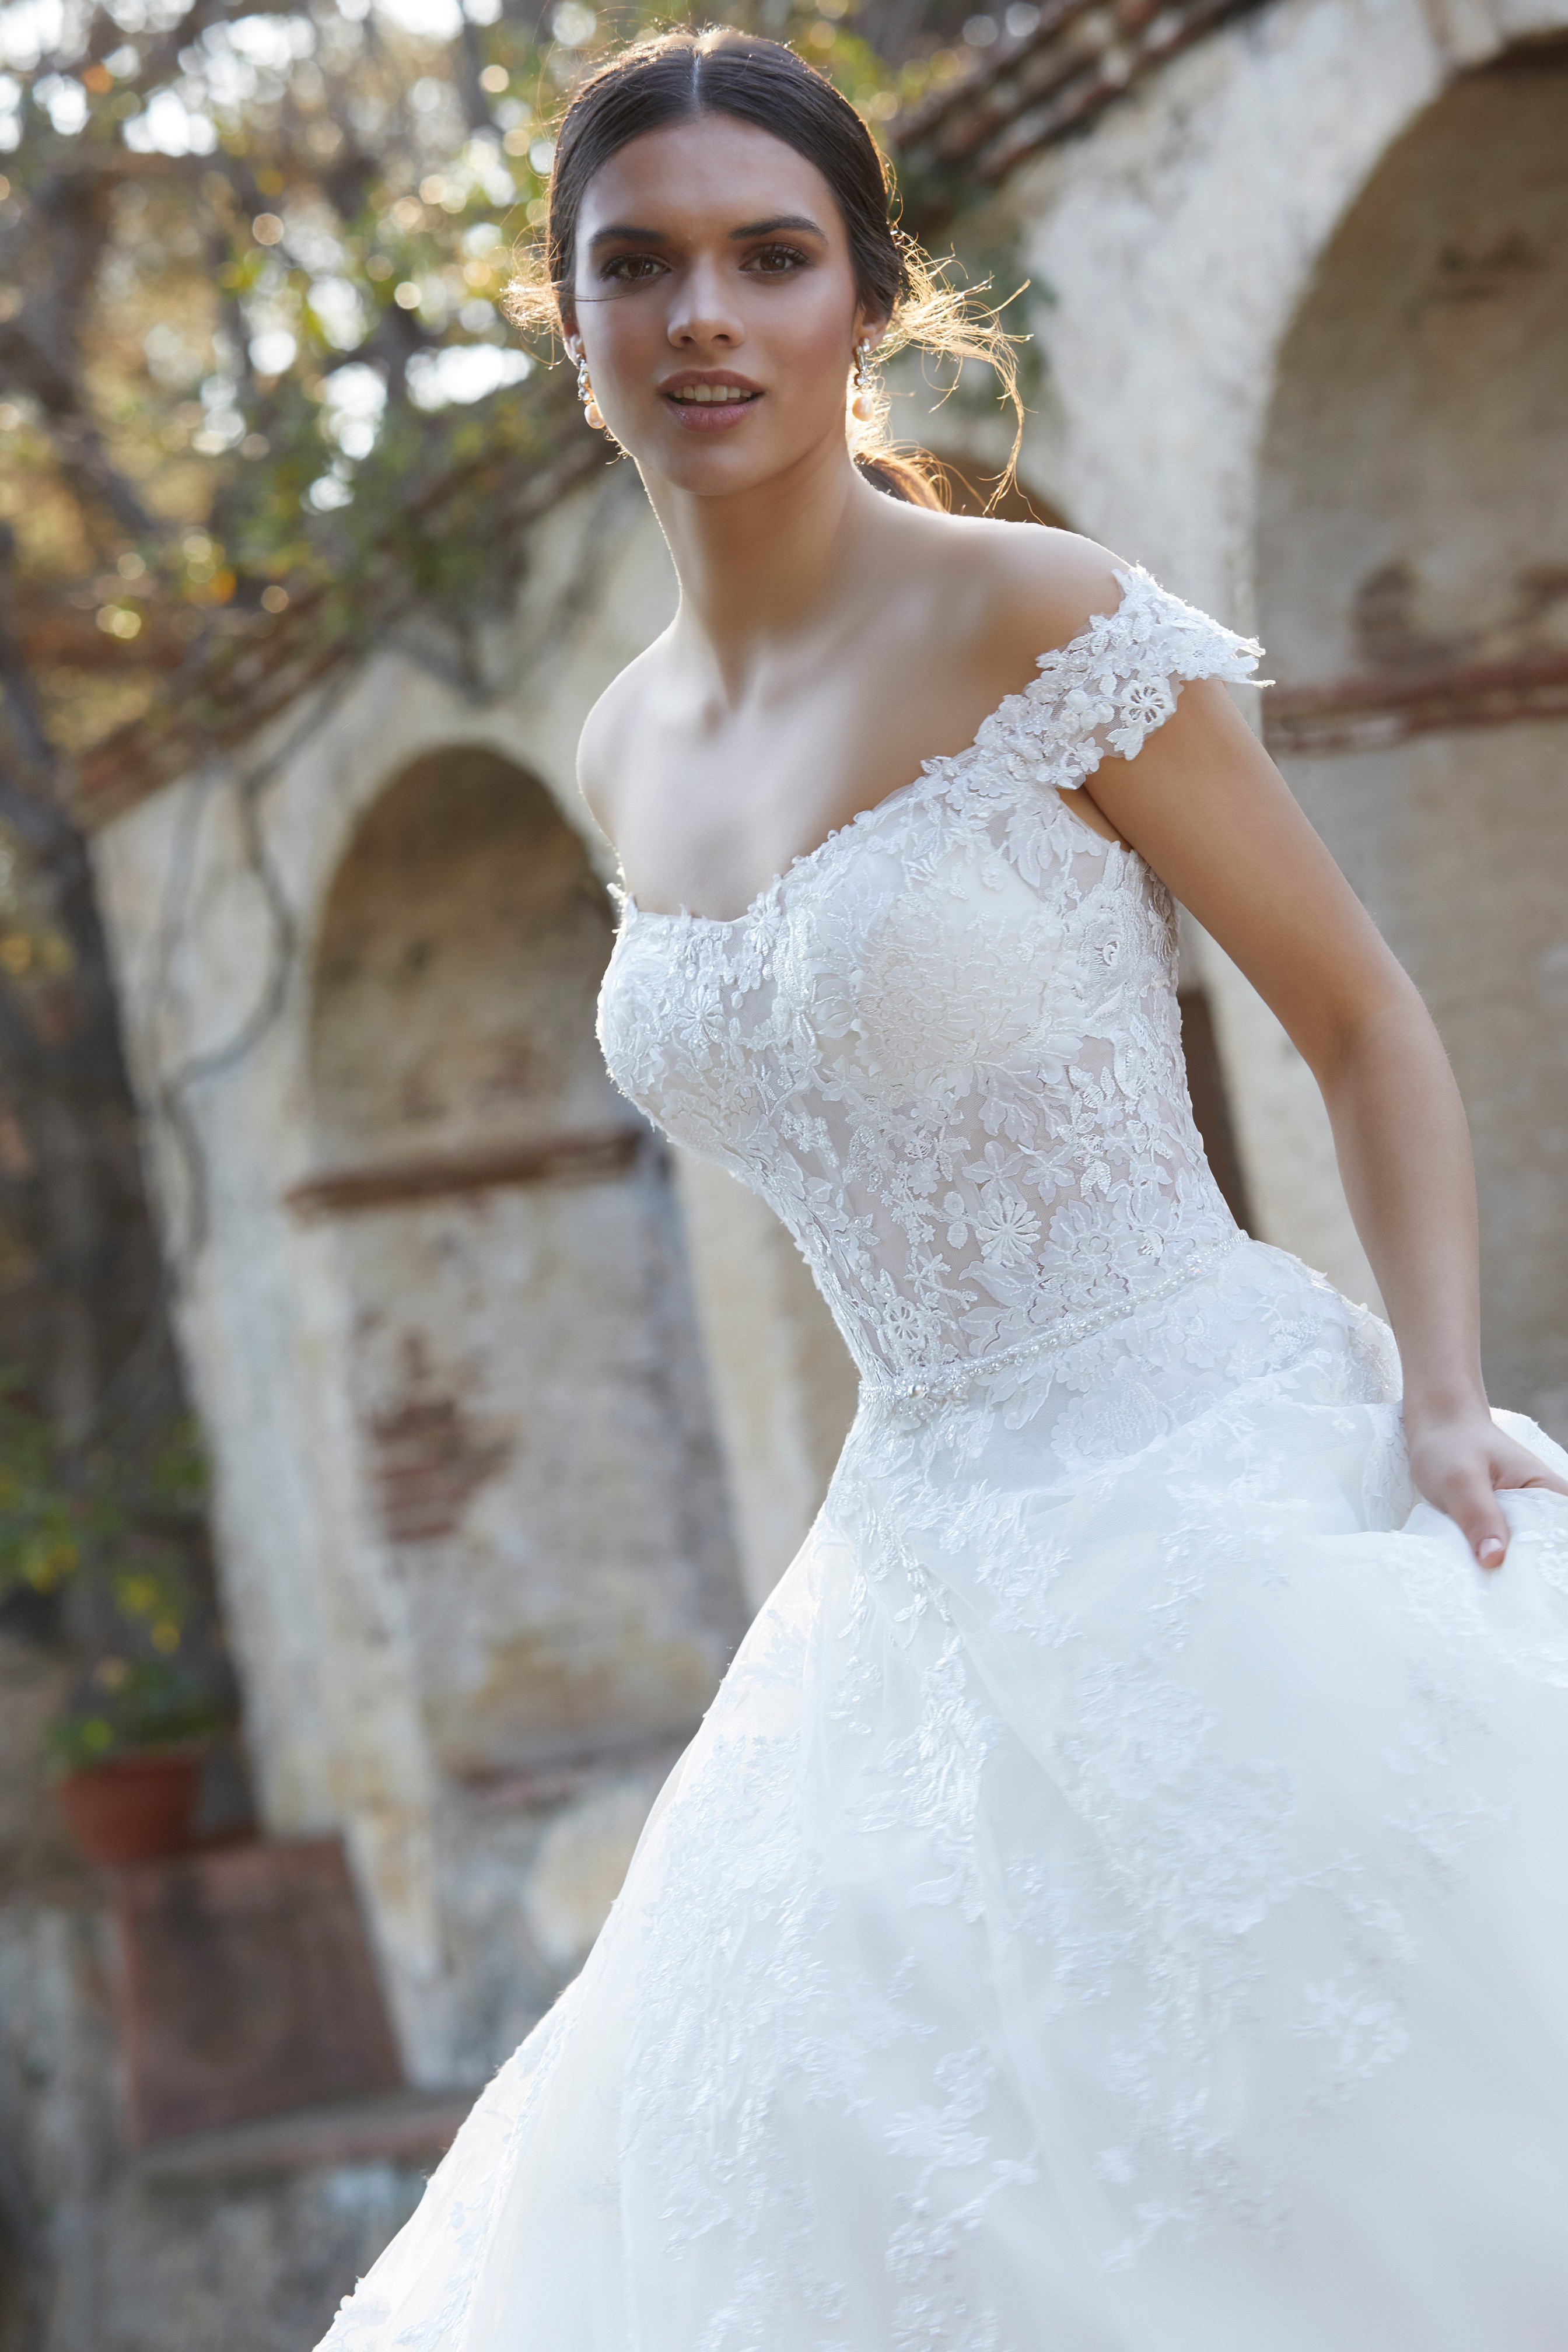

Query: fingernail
[1478,1536,1505,1568]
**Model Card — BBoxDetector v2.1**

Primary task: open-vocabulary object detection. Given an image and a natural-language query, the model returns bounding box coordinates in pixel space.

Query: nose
[666,254,743,352]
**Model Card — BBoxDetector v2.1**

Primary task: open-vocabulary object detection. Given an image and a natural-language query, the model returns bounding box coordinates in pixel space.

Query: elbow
[1299,964,1433,1100]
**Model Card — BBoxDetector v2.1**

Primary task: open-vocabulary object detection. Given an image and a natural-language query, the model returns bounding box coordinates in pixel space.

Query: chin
[653,449,787,497]
[635,414,846,498]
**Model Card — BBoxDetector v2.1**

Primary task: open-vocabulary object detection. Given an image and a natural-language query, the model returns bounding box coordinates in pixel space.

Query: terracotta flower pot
[55,1749,202,1867]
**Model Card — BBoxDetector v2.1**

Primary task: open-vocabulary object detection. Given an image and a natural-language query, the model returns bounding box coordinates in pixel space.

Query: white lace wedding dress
[320,569,1568,2350]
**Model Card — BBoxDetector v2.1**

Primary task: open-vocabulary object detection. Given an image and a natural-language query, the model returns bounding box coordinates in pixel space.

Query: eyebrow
[587,225,671,249]
[729,214,827,240]
[586,214,828,251]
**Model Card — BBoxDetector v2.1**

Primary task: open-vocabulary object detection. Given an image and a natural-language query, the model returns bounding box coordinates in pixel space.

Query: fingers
[1439,1469,1510,1570]
[1408,1423,1568,1570]
[1493,1436,1568,1503]
[1500,1462,1568,1500]
[1458,1439,1568,1568]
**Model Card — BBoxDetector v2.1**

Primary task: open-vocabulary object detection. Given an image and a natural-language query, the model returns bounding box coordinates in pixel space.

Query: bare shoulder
[961,517,1130,660]
[890,507,1133,681]
[576,637,667,845]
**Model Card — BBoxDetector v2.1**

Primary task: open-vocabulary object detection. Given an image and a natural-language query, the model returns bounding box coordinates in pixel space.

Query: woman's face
[566,113,875,497]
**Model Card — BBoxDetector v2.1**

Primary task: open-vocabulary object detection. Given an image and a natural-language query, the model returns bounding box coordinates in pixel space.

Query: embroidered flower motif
[972,1189,1042,1269]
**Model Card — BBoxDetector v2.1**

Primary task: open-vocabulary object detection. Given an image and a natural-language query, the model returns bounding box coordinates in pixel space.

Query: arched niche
[1258,46,1568,1437]
[302,748,744,1783]
[310,747,622,1177]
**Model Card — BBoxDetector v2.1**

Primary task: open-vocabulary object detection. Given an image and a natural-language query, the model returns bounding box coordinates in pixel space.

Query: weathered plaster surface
[1259,58,1568,680]
[88,476,715,2077]
[0,1897,118,2350]
[1286,722,1568,1432]
[0,1890,429,2352]
[1259,52,1568,1430]
[88,469,850,2080]
[312,750,741,1786]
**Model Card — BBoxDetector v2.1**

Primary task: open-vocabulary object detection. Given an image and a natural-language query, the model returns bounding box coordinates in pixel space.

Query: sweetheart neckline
[622,763,942,932]
[618,565,1151,932]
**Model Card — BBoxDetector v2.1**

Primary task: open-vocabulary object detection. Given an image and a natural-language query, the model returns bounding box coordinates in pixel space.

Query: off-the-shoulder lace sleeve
[974,564,1265,793]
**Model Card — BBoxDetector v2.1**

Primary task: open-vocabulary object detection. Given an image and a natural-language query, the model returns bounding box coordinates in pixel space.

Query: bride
[321,26,1568,2348]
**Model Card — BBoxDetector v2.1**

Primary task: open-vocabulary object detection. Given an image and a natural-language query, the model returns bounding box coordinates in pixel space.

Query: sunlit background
[0,0,999,772]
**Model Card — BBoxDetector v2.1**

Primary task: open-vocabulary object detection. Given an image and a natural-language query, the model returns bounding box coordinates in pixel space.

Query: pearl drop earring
[575,348,606,433]
[850,336,876,422]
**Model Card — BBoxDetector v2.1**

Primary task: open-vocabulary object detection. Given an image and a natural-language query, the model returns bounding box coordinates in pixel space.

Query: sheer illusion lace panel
[597,566,1266,1388]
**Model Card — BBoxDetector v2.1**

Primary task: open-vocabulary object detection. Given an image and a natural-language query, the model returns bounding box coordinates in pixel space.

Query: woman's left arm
[1080,674,1568,1567]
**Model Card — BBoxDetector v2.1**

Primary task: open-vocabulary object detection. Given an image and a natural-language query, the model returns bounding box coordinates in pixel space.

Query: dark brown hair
[503,26,1021,506]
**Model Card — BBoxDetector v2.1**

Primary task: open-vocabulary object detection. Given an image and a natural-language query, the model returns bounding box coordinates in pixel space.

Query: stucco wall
[89,468,867,2078]
[309,749,741,1782]
[1258,59,1568,681]
[0,1890,438,2352]
[1257,52,1568,1434]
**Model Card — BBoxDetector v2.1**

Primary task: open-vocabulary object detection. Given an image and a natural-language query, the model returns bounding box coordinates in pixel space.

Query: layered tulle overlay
[321,573,1568,2348]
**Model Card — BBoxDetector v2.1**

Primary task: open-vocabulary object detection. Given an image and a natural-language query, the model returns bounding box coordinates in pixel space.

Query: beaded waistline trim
[858,1236,1244,1408]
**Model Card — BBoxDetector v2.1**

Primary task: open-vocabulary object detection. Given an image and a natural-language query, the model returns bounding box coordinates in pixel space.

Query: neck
[641,435,888,695]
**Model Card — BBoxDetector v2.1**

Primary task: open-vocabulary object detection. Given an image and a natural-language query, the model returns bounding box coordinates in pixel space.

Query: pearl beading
[859,1238,1243,1409]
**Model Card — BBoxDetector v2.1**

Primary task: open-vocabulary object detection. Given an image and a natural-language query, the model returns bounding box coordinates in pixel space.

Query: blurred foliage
[0,811,74,985]
[0,0,1030,1775]
[0,0,1017,781]
[0,1365,229,1769]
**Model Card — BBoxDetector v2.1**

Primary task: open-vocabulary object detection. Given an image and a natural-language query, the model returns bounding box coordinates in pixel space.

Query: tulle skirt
[320,1239,1568,2351]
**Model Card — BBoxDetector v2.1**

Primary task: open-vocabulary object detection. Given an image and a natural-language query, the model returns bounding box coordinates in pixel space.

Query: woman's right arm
[1077,673,1568,1567]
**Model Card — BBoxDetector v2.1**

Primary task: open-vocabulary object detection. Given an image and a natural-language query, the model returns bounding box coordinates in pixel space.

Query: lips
[659,372,764,432]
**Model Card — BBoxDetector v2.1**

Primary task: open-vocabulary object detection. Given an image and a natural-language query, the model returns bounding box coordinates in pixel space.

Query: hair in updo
[502,25,1022,506]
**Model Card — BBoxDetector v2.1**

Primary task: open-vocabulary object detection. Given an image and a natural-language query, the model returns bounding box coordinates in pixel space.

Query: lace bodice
[598,568,1264,1391]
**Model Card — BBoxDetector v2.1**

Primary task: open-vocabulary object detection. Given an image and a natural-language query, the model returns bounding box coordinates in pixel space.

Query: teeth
[673,386,751,404]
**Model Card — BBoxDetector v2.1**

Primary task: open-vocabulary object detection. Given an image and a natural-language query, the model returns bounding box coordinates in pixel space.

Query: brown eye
[746,244,809,275]
[602,253,667,284]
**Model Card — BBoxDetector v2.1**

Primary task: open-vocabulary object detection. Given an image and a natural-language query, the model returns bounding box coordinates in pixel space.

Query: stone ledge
[134,2086,473,2185]
[459,1727,688,1814]
[284,1127,648,1219]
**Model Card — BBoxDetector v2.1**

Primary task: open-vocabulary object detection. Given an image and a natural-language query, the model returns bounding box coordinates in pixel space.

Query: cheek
[760,286,859,397]
[575,297,652,372]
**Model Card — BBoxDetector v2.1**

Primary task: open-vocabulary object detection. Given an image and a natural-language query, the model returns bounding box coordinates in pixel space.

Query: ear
[853,308,889,354]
